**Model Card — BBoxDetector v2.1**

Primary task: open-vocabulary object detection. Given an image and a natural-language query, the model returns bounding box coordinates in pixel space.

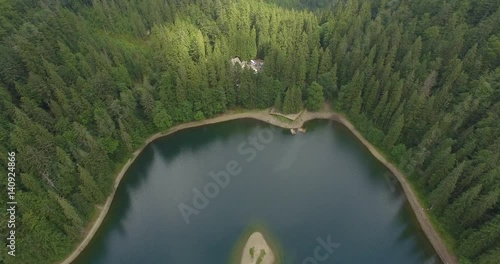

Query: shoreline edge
[58,108,457,264]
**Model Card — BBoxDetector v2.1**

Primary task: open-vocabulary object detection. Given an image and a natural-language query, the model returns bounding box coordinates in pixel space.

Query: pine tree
[458,215,500,258]
[478,247,500,264]
[50,191,83,228]
[78,165,104,204]
[274,93,283,112]
[317,66,338,100]
[307,47,320,83]
[153,107,173,130]
[443,184,482,229]
[94,107,116,138]
[307,82,324,111]
[429,162,464,215]
[318,48,333,75]
[291,86,303,113]
[461,188,500,228]
[55,147,78,197]
[422,150,456,189]
[383,113,404,148]
[372,90,388,122]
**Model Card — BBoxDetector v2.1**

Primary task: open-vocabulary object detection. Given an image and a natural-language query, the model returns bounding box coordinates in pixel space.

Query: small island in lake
[240,232,275,264]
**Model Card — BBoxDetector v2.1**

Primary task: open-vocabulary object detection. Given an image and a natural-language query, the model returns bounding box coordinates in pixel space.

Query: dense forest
[0,0,499,263]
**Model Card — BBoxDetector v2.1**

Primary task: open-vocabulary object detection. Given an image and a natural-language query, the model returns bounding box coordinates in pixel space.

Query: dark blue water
[75,119,439,264]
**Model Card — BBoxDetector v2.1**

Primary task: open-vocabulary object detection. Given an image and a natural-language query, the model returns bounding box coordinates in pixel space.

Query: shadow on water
[153,118,263,160]
[74,145,156,263]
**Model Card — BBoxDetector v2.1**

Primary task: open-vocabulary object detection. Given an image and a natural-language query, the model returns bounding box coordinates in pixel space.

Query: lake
[74,119,440,264]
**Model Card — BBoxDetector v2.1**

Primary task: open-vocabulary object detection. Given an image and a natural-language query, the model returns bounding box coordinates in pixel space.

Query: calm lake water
[74,119,440,264]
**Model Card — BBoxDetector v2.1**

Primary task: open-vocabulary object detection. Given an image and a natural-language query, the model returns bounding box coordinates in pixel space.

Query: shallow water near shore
[74,119,440,264]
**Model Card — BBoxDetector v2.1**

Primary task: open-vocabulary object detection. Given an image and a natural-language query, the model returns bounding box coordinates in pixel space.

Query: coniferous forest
[0,0,499,263]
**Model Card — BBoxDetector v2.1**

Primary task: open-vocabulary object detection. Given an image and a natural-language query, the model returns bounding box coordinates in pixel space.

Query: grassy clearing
[271,114,294,124]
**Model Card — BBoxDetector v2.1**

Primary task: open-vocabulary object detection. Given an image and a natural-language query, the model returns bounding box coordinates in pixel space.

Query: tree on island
[256,249,266,264]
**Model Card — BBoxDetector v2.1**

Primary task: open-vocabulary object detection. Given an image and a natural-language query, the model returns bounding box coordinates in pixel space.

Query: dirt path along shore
[59,109,457,264]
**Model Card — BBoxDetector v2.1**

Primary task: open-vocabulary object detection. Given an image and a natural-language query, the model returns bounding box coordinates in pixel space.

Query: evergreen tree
[78,165,104,205]
[306,82,324,111]
[458,215,500,258]
[461,188,500,228]
[274,93,283,112]
[443,184,482,230]
[478,247,500,264]
[383,113,404,148]
[429,162,465,215]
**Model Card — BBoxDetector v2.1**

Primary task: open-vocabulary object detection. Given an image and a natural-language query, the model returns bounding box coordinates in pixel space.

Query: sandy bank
[59,108,457,264]
[240,232,275,264]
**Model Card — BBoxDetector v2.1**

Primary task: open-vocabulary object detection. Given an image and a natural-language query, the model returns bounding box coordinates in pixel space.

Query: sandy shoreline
[58,108,457,264]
